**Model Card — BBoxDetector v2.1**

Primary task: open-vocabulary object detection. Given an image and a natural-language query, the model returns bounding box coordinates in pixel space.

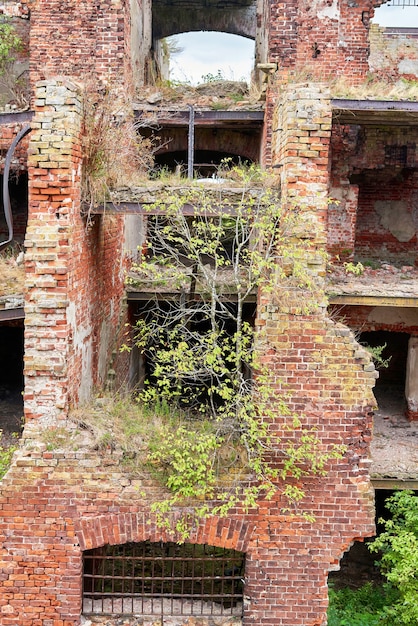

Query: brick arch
[153,3,257,41]
[76,512,255,553]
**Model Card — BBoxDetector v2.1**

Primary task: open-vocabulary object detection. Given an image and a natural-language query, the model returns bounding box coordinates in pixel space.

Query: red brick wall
[24,79,128,421]
[0,83,376,626]
[328,125,418,265]
[29,0,131,91]
[329,304,418,335]
[369,25,418,81]
[0,122,29,173]
[268,0,375,84]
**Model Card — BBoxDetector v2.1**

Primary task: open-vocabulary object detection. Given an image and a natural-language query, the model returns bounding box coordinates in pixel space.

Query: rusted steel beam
[0,307,24,321]
[1,124,32,251]
[0,110,34,125]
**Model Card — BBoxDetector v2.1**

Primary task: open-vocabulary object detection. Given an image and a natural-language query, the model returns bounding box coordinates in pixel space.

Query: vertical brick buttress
[24,79,127,424]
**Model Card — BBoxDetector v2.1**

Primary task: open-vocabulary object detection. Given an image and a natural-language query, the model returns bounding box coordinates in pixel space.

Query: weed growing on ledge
[81,83,157,212]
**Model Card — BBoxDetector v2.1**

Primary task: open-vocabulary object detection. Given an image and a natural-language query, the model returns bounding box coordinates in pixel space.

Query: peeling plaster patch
[67,301,93,401]
[315,0,339,21]
[375,200,415,242]
[97,319,111,383]
[368,307,418,327]
[399,59,418,76]
[406,336,418,413]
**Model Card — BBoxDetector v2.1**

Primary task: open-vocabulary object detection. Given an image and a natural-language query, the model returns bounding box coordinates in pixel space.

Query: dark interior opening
[128,300,256,397]
[153,150,252,177]
[0,324,24,443]
[0,171,29,246]
[328,489,417,590]
[359,330,409,413]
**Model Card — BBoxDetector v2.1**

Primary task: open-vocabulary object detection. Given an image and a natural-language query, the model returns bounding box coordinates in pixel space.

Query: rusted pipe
[187,103,195,179]
[1,124,31,251]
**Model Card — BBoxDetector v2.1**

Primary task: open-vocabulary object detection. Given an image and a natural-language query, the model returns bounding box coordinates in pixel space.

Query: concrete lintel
[332,99,418,127]
[0,110,34,125]
[86,201,240,215]
[134,109,264,129]
[127,290,257,303]
[372,478,418,490]
[0,307,25,321]
[328,295,418,307]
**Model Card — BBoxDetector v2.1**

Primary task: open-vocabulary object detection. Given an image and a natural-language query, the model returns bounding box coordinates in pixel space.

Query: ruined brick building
[0,0,418,624]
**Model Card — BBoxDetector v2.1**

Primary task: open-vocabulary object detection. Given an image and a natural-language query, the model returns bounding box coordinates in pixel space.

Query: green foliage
[344,261,365,276]
[0,18,22,75]
[369,490,418,625]
[364,343,391,370]
[125,174,343,535]
[328,582,399,626]
[0,17,28,107]
[200,70,225,83]
[147,420,219,498]
[0,433,16,480]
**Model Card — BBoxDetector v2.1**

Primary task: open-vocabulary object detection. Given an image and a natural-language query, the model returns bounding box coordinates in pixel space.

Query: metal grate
[83,541,245,617]
[385,0,418,6]
[384,144,416,168]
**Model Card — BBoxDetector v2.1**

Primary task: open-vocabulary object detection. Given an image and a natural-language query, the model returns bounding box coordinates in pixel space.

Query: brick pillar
[251,83,376,625]
[24,79,82,427]
[406,335,418,421]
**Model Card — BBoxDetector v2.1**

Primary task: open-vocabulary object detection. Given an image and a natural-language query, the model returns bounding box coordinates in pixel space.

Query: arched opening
[83,541,245,618]
[141,0,267,89]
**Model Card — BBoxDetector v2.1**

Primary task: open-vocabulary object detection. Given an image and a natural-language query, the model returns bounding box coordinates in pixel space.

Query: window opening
[384,144,415,169]
[164,32,254,86]
[372,3,418,25]
[132,298,256,412]
[83,542,245,617]
[360,330,409,415]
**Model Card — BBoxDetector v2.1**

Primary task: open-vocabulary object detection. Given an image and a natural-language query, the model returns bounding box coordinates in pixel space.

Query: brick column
[406,335,418,421]
[251,83,376,624]
[24,79,82,427]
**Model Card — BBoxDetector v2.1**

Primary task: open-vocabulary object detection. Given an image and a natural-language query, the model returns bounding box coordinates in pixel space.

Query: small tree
[0,17,27,107]
[127,164,343,534]
[369,490,418,625]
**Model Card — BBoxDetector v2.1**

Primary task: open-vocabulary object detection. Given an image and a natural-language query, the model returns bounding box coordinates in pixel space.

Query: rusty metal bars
[83,541,244,617]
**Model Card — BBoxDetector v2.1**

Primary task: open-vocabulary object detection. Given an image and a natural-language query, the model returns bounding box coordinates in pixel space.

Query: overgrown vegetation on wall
[81,85,156,209]
[76,164,344,535]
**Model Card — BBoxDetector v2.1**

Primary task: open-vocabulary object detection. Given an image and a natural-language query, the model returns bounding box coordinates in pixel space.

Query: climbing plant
[124,163,344,535]
[0,18,21,74]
